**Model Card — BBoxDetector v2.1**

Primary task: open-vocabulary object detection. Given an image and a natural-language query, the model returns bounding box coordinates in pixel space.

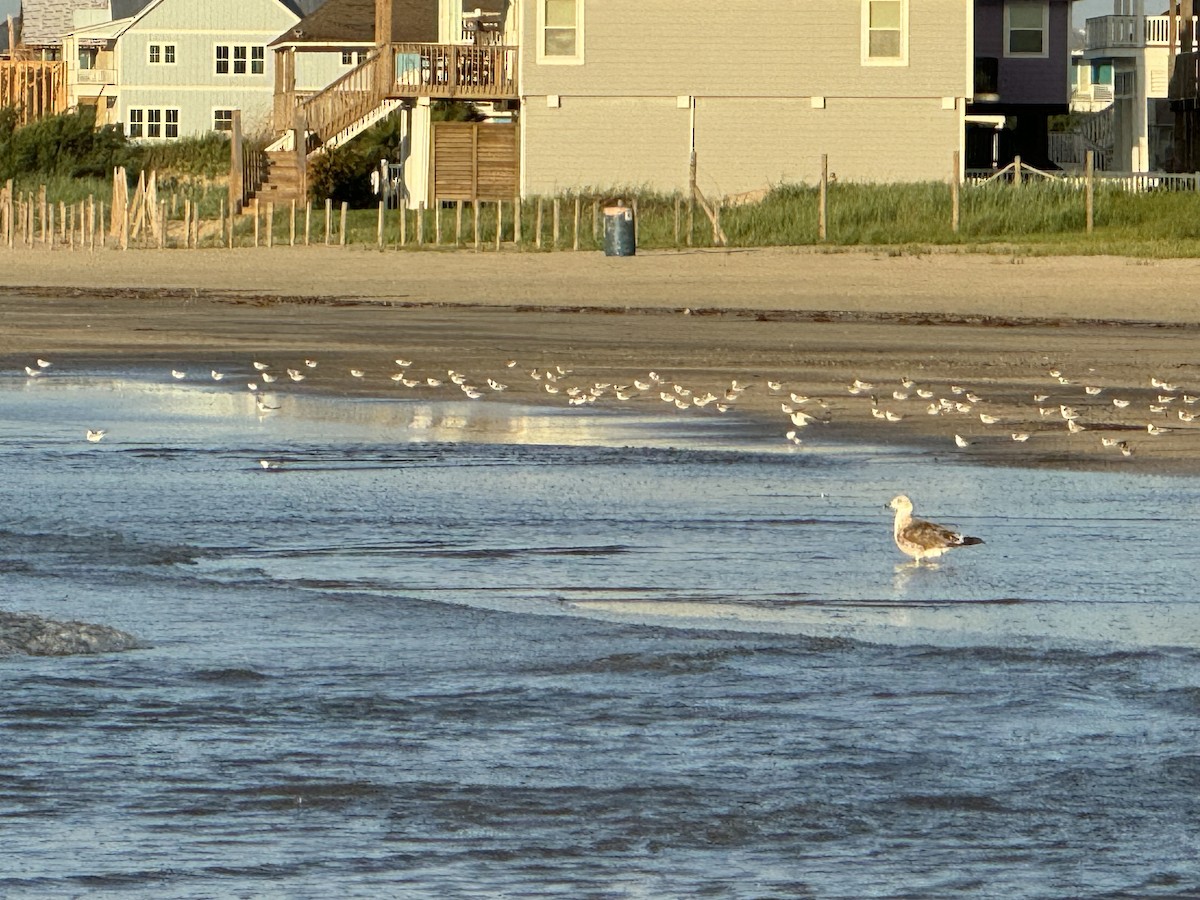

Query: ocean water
[1,372,1198,899]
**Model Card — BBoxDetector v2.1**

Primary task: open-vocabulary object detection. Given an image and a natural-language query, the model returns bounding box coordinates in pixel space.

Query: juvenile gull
[887,495,984,563]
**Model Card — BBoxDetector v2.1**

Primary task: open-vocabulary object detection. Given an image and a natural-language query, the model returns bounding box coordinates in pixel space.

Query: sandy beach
[5,245,1200,470]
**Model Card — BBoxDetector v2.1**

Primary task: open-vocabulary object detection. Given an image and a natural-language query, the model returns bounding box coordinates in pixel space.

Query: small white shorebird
[85,429,106,443]
[887,495,984,564]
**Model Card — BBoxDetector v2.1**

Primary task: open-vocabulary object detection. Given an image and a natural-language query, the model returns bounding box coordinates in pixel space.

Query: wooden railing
[392,43,517,99]
[0,60,67,125]
[296,46,394,144]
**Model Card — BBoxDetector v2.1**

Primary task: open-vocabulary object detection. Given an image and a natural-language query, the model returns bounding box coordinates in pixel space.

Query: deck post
[1013,155,1022,187]
[325,198,332,245]
[514,196,522,245]
[456,200,463,246]
[340,201,348,246]
[229,110,244,215]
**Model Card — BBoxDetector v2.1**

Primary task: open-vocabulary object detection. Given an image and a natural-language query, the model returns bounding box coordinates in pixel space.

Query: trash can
[603,205,636,257]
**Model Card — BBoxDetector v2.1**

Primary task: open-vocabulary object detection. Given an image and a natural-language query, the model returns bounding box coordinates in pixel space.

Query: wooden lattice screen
[432,121,518,201]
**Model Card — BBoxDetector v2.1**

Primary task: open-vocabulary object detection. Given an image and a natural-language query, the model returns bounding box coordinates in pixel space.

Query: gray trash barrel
[603,205,636,257]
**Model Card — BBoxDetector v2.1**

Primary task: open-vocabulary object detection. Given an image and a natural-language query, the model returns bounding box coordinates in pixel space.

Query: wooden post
[229,110,244,214]
[266,201,274,248]
[1085,149,1095,234]
[377,200,385,249]
[473,200,481,251]
[436,199,443,245]
[496,200,503,251]
[4,179,12,250]
[632,197,639,247]
[218,197,225,247]
[535,197,543,249]
[325,198,332,245]
[416,201,424,245]
[305,200,312,245]
[98,201,105,249]
[687,151,697,246]
[399,203,407,247]
[1013,154,1022,187]
[227,202,234,249]
[514,196,522,244]
[39,185,47,245]
[69,204,75,251]
[290,199,297,246]
[88,194,95,251]
[713,199,722,247]
[339,201,348,246]
[253,198,260,247]
[674,195,681,245]
[951,150,960,234]
[818,154,828,241]
[592,198,599,242]
[47,204,54,251]
[552,198,560,249]
[120,202,129,250]
[572,196,580,250]
[455,199,463,245]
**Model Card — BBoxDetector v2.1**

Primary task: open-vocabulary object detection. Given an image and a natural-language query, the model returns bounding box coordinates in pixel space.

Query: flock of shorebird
[18,352,1199,566]
[17,352,1200,462]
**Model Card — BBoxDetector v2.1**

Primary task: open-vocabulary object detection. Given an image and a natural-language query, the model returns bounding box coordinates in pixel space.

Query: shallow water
[1,372,1198,898]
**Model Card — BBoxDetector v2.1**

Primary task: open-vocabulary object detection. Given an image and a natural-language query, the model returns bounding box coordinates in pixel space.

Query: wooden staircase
[251,151,305,205]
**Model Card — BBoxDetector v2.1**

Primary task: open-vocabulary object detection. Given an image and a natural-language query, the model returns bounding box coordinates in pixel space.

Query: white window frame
[215,44,264,76]
[148,43,175,65]
[128,107,179,140]
[164,108,179,139]
[213,108,236,132]
[1004,0,1049,59]
[341,49,367,66]
[127,107,143,138]
[861,0,908,67]
[536,0,584,66]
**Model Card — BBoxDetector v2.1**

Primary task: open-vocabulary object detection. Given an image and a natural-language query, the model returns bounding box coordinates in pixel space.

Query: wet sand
[4,246,1200,471]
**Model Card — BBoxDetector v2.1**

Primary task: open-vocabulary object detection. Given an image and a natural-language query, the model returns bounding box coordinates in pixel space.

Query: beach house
[62,0,307,139]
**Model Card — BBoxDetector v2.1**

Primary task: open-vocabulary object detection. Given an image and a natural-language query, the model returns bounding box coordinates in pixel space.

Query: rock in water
[0,611,143,657]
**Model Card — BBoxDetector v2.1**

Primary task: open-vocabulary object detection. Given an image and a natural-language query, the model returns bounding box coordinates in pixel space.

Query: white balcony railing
[76,68,115,84]
[1085,14,1199,51]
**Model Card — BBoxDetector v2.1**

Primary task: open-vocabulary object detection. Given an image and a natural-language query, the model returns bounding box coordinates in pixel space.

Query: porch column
[375,0,394,45]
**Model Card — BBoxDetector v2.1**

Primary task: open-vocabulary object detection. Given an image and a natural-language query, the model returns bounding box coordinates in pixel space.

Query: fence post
[496,200,503,251]
[340,201,348,246]
[951,149,960,234]
[818,154,828,242]
[436,199,443,245]
[399,203,407,247]
[552,198,560,249]
[687,151,696,247]
[1014,155,1022,187]
[290,199,297,246]
[325,198,332,245]
[473,200,481,252]
[266,201,274,248]
[416,201,424,246]
[1085,150,1094,235]
[305,200,312,246]
[377,200,385,249]
[514,195,522,245]
[535,197,543,249]
[573,196,580,250]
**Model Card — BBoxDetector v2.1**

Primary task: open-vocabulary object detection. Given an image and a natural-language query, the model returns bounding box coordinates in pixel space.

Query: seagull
[24,366,41,377]
[304,359,318,368]
[505,359,517,368]
[252,361,269,371]
[887,495,984,563]
[1119,442,1133,457]
[1067,418,1086,433]
[259,459,282,470]
[1084,385,1103,395]
[426,377,442,387]
[979,413,1000,425]
[211,370,224,381]
[349,369,365,378]
[261,373,277,383]
[784,430,803,445]
[1033,393,1049,403]
[954,434,971,448]
[288,371,305,382]
[1112,398,1131,409]
[256,397,281,412]
[395,359,413,367]
[85,429,106,443]
[171,370,186,380]
[36,358,51,368]
[1101,437,1119,447]
[1148,423,1169,435]
[1011,432,1030,442]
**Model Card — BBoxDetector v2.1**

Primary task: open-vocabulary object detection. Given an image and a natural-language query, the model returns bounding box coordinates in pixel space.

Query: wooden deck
[275,43,517,141]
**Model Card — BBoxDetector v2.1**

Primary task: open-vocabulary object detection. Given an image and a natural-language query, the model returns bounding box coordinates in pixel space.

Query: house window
[165,44,175,64]
[147,108,162,138]
[215,45,264,75]
[128,108,143,138]
[538,0,583,64]
[862,0,907,65]
[129,108,178,139]
[78,47,97,70]
[214,109,236,131]
[149,44,159,63]
[1005,0,1049,58]
[165,109,179,138]
[341,50,366,66]
[148,43,174,64]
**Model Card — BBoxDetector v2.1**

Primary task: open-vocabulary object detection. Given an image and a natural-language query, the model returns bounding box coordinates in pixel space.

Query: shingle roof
[271,0,436,46]
[20,0,109,47]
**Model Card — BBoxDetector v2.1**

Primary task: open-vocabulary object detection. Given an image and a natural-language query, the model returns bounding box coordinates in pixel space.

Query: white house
[1082,1,1190,171]
[64,0,305,139]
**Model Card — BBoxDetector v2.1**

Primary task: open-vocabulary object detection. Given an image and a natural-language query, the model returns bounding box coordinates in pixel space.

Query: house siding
[974,0,1070,106]
[518,0,969,196]
[117,0,299,137]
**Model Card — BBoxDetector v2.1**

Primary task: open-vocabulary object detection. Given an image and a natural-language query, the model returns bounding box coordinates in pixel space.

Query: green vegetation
[6,105,1200,256]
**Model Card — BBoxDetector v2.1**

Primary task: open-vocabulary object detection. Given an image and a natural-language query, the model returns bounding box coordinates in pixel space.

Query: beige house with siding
[517,1,974,198]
